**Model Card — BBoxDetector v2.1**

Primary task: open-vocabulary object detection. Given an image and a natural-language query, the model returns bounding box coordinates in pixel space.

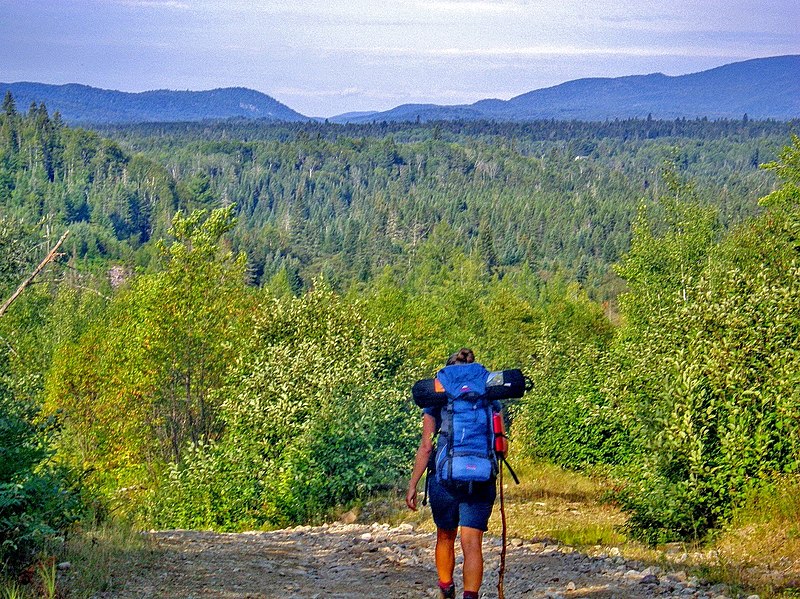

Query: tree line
[0,93,798,573]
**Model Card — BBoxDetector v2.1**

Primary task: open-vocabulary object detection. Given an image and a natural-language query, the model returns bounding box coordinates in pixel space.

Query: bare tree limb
[0,230,69,317]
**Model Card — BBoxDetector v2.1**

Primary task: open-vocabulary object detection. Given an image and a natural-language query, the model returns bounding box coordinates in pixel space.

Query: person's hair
[446,347,475,366]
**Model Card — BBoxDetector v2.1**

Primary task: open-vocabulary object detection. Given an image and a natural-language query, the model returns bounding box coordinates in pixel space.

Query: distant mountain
[331,55,800,123]
[3,56,797,125]
[0,83,310,123]
[327,110,380,121]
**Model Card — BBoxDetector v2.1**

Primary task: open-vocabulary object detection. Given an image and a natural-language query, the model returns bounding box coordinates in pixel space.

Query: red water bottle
[493,411,508,457]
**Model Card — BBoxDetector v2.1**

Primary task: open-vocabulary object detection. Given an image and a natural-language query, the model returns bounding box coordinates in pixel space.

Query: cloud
[274,86,365,99]
[113,0,190,9]
[329,44,744,60]
[420,0,520,14]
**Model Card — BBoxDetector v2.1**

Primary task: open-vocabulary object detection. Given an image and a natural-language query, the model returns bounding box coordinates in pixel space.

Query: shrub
[512,282,631,469]
[614,139,800,542]
[0,383,82,572]
[149,283,418,529]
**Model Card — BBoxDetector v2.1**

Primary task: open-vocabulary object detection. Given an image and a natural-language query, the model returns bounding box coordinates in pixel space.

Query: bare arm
[406,412,436,511]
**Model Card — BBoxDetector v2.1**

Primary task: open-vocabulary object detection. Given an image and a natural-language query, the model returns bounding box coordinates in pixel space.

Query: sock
[463,592,479,599]
[438,580,454,591]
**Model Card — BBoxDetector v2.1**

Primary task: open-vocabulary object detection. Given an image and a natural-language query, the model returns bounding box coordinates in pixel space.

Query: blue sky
[2,0,798,117]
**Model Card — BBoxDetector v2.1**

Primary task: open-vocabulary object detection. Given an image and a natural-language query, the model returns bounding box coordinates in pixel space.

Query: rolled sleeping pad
[486,368,527,401]
[411,378,444,408]
[412,369,527,408]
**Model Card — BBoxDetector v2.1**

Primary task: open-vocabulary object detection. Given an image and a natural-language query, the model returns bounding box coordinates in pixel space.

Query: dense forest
[5,95,793,298]
[1,91,799,574]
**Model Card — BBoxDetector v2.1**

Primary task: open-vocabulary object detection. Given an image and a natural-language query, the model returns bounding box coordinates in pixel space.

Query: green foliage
[1,95,784,297]
[511,281,629,468]
[6,102,799,546]
[0,434,81,573]
[45,207,253,510]
[149,283,417,529]
[613,143,800,542]
[0,229,89,575]
[0,100,179,266]
[0,218,33,297]
[97,117,782,295]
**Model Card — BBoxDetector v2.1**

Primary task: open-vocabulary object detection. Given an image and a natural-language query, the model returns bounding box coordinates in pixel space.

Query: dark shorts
[428,475,496,531]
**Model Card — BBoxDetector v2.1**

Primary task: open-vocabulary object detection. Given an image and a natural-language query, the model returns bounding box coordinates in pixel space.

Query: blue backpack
[434,363,498,487]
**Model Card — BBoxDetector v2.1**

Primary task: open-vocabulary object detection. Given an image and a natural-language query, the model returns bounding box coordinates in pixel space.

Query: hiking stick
[498,463,506,599]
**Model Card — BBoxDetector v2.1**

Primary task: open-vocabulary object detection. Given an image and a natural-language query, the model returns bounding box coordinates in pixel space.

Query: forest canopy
[1,93,799,574]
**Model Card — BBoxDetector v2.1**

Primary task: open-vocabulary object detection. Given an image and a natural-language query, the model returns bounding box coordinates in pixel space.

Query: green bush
[149,283,418,529]
[147,440,265,531]
[0,373,83,572]
[267,384,416,523]
[512,282,631,469]
[613,139,800,542]
[0,473,83,572]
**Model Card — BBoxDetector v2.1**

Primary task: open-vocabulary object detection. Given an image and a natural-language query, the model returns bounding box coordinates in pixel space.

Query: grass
[400,459,800,598]
[36,559,56,599]
[489,460,627,547]
[701,476,800,598]
[58,520,155,598]
[0,558,57,599]
[0,580,25,599]
[0,520,155,599]
[402,458,628,549]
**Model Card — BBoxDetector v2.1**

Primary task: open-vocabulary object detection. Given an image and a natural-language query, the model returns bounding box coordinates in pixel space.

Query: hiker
[406,348,497,599]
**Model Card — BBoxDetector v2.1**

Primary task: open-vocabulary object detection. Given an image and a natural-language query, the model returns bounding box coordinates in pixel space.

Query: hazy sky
[2,0,798,117]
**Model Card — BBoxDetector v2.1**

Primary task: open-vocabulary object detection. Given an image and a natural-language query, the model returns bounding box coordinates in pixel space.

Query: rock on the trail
[102,523,739,599]
[640,573,660,585]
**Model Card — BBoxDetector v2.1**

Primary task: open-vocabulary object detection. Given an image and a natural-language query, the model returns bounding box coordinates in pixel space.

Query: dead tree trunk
[0,230,69,317]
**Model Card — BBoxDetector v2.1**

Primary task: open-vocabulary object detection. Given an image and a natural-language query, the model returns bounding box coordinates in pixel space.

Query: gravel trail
[102,523,740,599]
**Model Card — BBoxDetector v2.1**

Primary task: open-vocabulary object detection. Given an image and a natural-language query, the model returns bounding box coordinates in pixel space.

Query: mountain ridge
[2,55,797,124]
[0,82,309,123]
[336,55,799,123]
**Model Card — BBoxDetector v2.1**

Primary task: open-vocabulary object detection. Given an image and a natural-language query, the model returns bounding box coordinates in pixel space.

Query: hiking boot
[437,584,455,599]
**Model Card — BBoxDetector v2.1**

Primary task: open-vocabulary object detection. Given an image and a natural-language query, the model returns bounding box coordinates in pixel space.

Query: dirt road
[99,523,742,599]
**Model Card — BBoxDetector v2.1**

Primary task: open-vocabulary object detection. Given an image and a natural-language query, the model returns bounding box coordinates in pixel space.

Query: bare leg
[435,528,458,585]
[460,526,484,593]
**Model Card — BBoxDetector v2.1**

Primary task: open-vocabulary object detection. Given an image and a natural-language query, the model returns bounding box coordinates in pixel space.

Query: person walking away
[406,348,497,599]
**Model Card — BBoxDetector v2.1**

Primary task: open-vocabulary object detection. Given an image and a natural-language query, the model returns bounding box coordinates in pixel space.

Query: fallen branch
[0,230,69,317]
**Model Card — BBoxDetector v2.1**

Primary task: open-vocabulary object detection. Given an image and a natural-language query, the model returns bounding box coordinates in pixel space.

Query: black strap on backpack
[422,437,437,506]
[499,454,520,484]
